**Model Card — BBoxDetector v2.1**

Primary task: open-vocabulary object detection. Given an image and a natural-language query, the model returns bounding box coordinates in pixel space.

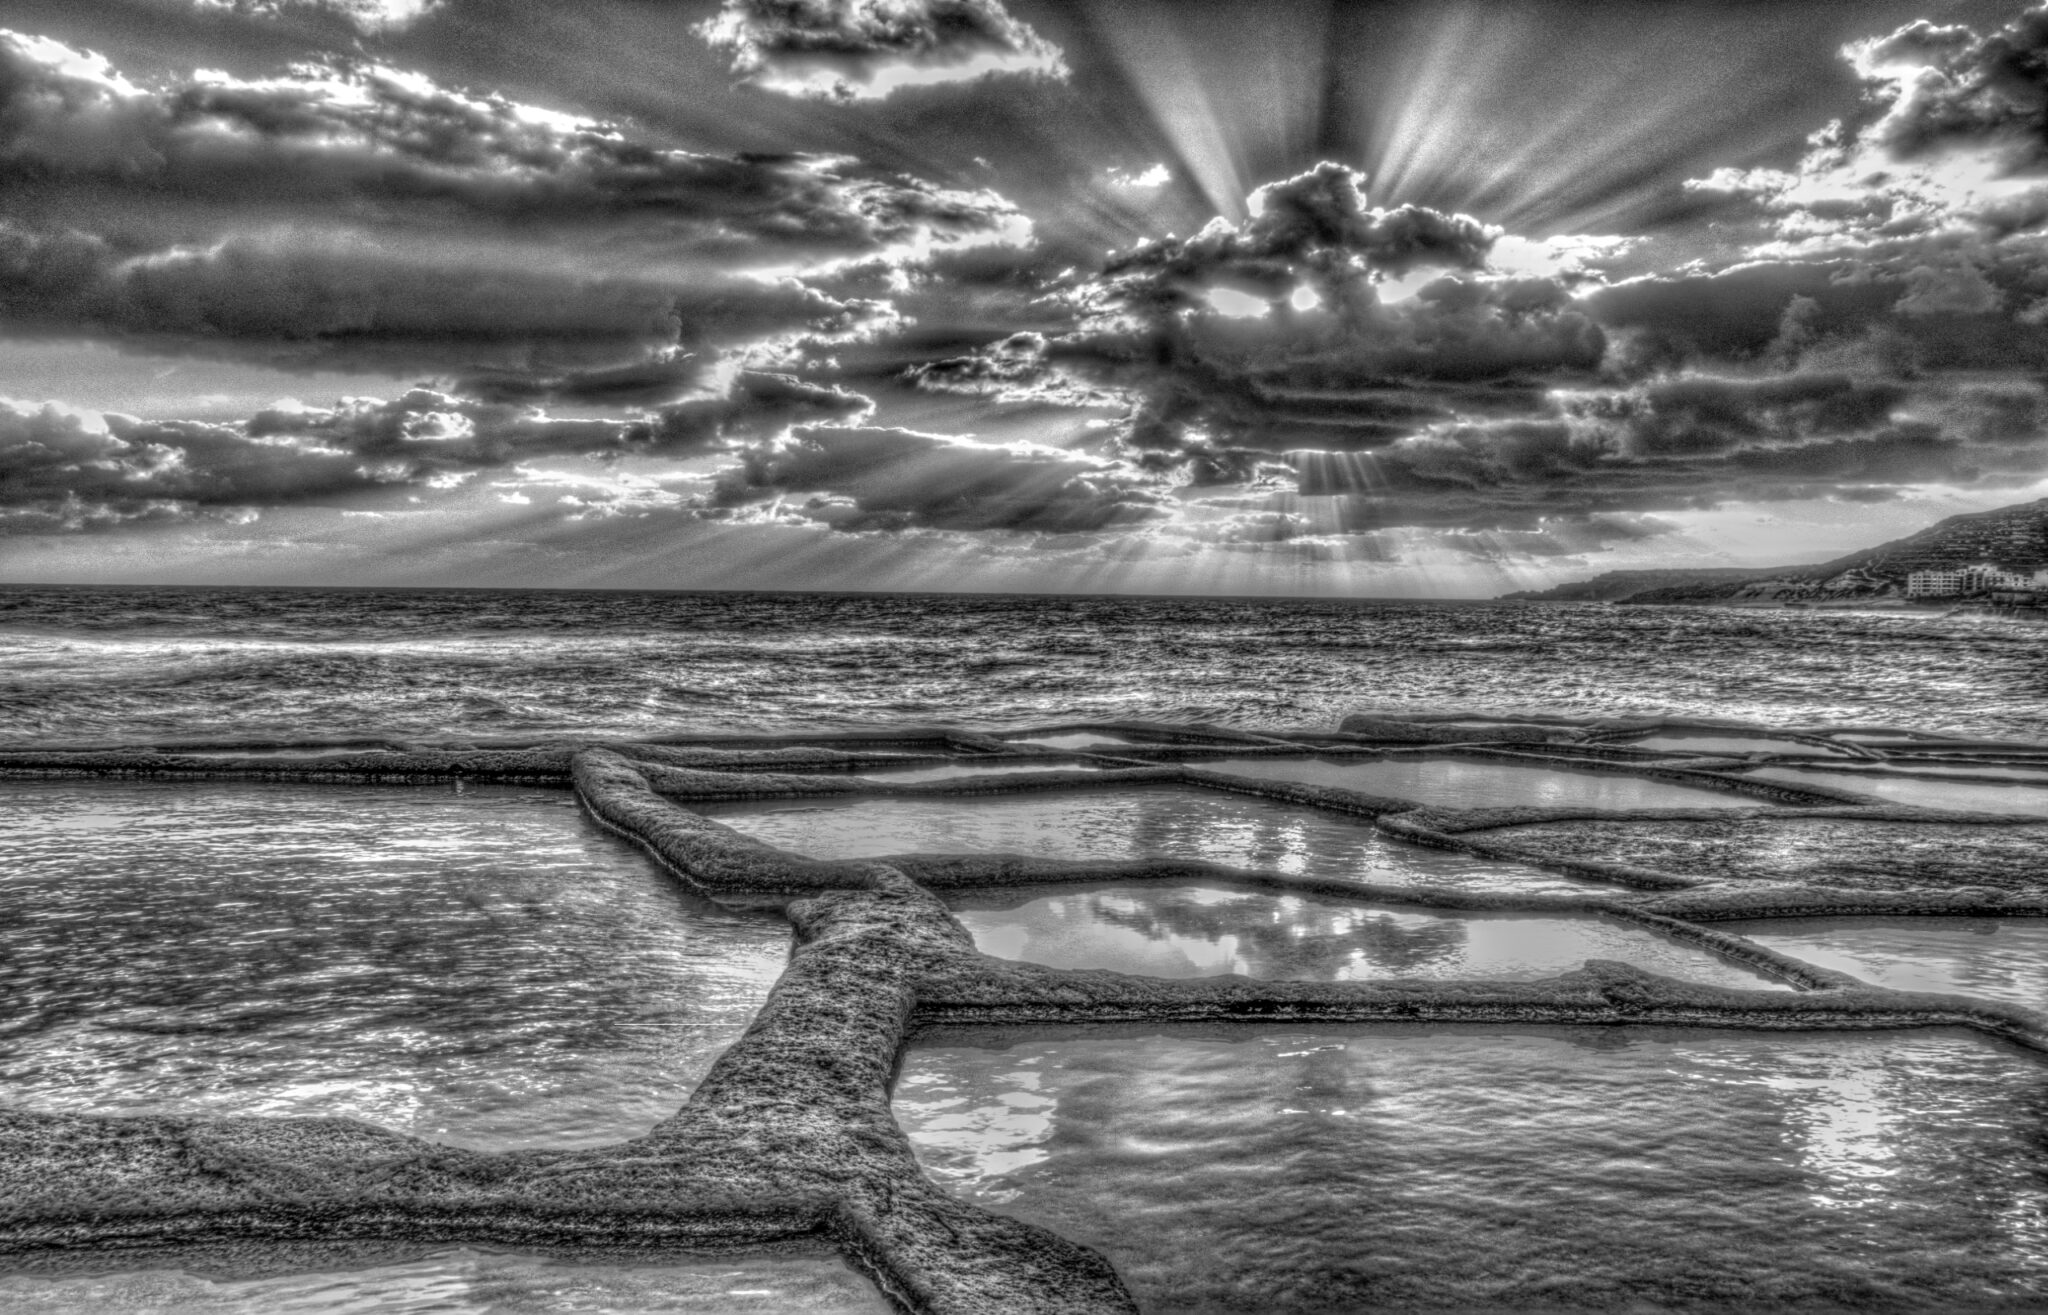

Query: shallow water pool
[0,1249,887,1314]
[1004,732,1142,751]
[1616,731,1845,757]
[1470,816,2048,895]
[856,760,1109,783]
[897,1026,2048,1312]
[0,779,791,1149]
[945,884,1789,989]
[1197,755,1770,811]
[1866,762,2048,780]
[1720,917,2048,1014]
[1745,766,2048,815]
[695,789,1601,894]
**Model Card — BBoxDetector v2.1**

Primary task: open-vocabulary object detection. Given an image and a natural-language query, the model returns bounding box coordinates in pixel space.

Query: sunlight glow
[1374,268,1440,303]
[744,44,1067,101]
[1085,0,1337,222]
[1206,287,1270,318]
[1356,3,1827,232]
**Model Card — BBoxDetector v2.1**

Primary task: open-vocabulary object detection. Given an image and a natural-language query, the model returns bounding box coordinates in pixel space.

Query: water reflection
[1005,733,1138,751]
[696,789,1593,894]
[0,1249,888,1314]
[1202,756,1767,811]
[1472,817,2048,895]
[1723,918,2048,1013]
[897,1027,2048,1311]
[0,780,791,1148]
[947,885,1788,989]
[855,760,1108,784]
[1746,767,2048,816]
[1620,733,1845,756]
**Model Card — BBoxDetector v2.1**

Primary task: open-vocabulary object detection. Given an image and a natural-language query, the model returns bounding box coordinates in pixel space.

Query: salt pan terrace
[2,712,2046,1313]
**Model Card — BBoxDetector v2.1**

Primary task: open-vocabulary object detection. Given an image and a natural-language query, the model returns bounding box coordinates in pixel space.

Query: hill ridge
[1501,497,2048,604]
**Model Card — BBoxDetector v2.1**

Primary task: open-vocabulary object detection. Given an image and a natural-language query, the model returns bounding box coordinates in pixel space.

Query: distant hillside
[1500,567,1793,603]
[1503,497,2048,605]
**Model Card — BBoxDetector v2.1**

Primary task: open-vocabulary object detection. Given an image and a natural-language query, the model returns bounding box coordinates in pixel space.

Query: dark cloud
[649,371,875,451]
[992,164,1606,480]
[0,32,1029,260]
[0,219,880,374]
[1851,8,2048,165]
[180,0,441,34]
[698,0,1065,101]
[708,424,1166,531]
[1577,374,1913,458]
[0,31,1027,375]
[0,397,392,532]
[1274,367,2048,529]
[0,370,881,531]
[1588,258,2048,374]
[1680,7,2048,254]
[455,353,719,408]
[1094,163,1496,316]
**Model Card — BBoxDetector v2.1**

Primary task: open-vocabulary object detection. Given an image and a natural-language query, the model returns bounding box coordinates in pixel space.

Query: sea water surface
[0,778,790,1148]
[4,585,2045,744]
[694,789,1598,894]
[7,584,2048,1314]
[897,1025,2048,1311]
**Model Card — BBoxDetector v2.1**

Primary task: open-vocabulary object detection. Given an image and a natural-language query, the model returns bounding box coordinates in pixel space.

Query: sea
[5,584,2048,1313]
[3,584,2045,745]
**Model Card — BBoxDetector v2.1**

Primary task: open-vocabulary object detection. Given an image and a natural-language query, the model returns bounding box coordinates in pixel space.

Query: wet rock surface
[3,717,2046,1312]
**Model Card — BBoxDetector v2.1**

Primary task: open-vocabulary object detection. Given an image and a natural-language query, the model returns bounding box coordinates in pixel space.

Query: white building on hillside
[1905,562,2039,597]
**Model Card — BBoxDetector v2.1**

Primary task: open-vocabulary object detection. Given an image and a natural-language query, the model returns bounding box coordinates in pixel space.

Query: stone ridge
[3,720,2046,1312]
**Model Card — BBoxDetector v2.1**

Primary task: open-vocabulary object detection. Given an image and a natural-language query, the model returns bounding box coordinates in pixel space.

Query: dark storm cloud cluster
[698,0,1065,100]
[1093,163,1497,314]
[18,7,2048,555]
[1268,367,2048,530]
[0,220,880,377]
[1850,8,2048,169]
[890,145,2048,536]
[0,32,1022,253]
[181,0,440,33]
[707,424,1165,532]
[0,30,1021,374]
[1066,167,1603,445]
[0,364,1170,540]
[915,163,1613,515]
[1686,5,2048,253]
[0,370,879,532]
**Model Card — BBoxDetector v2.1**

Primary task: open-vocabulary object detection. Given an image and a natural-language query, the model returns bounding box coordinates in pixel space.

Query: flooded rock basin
[896,1026,2048,1312]
[1004,732,1144,751]
[0,779,790,1149]
[1719,917,2048,1013]
[693,789,1601,893]
[1469,816,2048,894]
[856,759,1109,783]
[0,1249,888,1314]
[1612,731,1846,757]
[1743,766,2048,816]
[944,884,1790,989]
[1197,755,1770,811]
[1870,762,2048,780]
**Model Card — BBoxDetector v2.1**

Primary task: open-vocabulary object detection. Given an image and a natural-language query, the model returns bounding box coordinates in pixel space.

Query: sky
[6,0,2048,595]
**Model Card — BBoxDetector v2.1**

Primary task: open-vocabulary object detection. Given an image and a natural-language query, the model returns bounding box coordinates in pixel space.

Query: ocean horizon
[6,582,2046,746]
